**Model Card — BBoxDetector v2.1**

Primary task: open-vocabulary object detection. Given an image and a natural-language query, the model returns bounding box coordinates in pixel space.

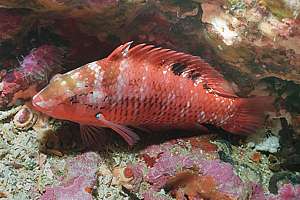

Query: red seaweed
[0,45,65,108]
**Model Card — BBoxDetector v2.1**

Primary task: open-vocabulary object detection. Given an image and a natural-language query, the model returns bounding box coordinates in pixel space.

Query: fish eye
[95,113,102,119]
[50,74,62,83]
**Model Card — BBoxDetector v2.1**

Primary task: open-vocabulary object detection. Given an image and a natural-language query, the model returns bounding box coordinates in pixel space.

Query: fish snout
[32,94,49,112]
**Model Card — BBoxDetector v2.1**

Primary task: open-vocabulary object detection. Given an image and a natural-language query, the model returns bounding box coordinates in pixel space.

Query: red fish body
[32,42,273,146]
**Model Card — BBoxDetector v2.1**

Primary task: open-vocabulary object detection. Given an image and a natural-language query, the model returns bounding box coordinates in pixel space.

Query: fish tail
[221,96,274,135]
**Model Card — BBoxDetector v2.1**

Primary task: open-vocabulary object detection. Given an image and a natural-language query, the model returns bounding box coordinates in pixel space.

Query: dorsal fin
[106,41,133,60]
[107,42,237,98]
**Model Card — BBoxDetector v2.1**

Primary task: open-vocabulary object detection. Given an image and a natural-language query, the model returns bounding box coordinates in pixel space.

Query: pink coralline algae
[121,140,249,199]
[65,151,101,179]
[145,152,195,189]
[198,159,247,198]
[145,153,248,199]
[128,164,144,192]
[142,188,170,200]
[267,183,300,200]
[128,139,300,200]
[40,176,93,200]
[250,183,266,200]
[0,45,65,108]
[40,152,101,200]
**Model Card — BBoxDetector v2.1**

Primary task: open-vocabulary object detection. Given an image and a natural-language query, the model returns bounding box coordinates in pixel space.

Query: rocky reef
[0,0,300,199]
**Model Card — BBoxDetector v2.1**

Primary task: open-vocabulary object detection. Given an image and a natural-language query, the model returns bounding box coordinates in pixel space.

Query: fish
[32,41,273,146]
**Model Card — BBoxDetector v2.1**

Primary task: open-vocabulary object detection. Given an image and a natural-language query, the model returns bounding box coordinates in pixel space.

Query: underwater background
[0,0,300,199]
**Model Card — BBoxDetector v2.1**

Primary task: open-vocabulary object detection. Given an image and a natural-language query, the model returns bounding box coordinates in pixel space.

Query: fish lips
[32,94,55,113]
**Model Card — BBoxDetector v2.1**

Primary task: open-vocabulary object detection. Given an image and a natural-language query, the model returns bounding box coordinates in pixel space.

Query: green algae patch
[260,0,294,19]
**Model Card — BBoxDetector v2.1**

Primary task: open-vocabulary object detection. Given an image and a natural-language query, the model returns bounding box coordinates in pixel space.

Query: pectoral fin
[96,113,140,146]
[80,125,108,149]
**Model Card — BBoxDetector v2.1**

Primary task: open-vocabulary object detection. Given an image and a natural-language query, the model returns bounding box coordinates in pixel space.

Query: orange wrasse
[32,42,273,146]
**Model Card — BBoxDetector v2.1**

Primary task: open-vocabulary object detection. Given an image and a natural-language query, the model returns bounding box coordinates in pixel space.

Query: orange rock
[251,152,262,163]
[0,192,7,198]
[165,170,234,200]
[124,166,134,178]
[189,137,218,152]
[84,187,93,194]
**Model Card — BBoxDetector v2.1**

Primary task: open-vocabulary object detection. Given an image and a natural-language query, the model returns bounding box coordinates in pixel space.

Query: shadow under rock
[49,121,245,156]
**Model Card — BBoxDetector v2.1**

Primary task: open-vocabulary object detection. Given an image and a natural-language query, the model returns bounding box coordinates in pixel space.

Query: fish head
[32,65,99,122]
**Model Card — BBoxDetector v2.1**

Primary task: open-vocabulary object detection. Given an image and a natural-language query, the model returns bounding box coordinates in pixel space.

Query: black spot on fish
[171,63,187,76]
[69,95,79,104]
[191,72,201,81]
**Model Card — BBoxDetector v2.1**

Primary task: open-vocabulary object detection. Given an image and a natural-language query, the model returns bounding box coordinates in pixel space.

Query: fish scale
[32,42,274,146]
[125,66,224,126]
[107,62,234,128]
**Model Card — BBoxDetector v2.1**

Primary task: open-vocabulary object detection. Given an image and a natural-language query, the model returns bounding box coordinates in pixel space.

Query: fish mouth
[32,95,42,111]
[32,94,51,112]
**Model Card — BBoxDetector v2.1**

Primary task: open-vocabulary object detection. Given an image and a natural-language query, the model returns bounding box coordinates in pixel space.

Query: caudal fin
[222,96,274,135]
